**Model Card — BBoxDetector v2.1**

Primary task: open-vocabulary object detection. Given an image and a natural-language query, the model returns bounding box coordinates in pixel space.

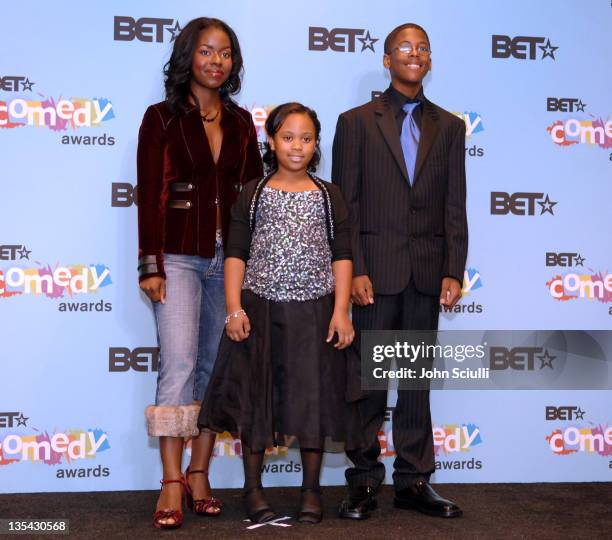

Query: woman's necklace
[200,109,220,123]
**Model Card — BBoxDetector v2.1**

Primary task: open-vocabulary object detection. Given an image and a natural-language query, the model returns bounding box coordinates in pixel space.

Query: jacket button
[188,183,194,190]
[234,183,241,192]
[185,201,192,208]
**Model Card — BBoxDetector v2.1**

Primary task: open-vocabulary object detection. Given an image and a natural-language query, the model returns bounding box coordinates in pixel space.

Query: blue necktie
[400,102,420,185]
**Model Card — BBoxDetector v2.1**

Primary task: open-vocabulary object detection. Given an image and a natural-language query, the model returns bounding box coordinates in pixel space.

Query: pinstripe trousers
[347,278,439,491]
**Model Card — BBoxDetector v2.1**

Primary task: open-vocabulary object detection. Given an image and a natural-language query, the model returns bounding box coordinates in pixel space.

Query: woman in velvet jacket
[137,17,263,529]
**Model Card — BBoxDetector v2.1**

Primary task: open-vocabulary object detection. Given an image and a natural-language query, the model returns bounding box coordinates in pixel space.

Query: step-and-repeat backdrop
[1,0,611,492]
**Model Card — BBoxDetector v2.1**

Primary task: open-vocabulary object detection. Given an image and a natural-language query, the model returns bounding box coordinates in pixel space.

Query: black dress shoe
[394,481,462,518]
[338,486,378,520]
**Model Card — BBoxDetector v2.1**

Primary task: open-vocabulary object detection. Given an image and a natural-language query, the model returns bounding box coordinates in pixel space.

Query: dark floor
[1,483,610,539]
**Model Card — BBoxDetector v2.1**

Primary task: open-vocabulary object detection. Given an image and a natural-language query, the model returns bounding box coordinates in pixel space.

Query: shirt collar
[388,84,424,113]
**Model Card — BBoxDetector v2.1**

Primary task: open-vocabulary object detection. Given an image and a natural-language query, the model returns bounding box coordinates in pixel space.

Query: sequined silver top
[243,187,335,302]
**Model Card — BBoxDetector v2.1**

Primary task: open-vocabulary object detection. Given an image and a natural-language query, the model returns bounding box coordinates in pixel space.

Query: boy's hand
[439,277,462,308]
[327,311,355,349]
[351,275,374,306]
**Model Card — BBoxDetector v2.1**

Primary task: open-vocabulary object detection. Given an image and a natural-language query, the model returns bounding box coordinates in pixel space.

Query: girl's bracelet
[225,309,246,325]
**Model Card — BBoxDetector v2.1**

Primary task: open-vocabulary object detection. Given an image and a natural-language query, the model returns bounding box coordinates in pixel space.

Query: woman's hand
[326,311,355,349]
[139,276,166,303]
[226,310,251,342]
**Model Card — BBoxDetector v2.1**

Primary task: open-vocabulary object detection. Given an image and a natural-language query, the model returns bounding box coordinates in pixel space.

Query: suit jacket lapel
[375,92,409,182]
[413,99,439,185]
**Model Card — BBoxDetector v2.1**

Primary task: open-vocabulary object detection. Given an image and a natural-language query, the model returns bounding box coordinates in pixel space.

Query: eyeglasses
[391,42,431,56]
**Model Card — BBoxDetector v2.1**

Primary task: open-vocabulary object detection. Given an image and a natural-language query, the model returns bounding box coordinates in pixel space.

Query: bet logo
[491,35,558,60]
[308,27,378,52]
[489,347,555,370]
[111,183,137,207]
[546,98,586,113]
[114,16,182,43]
[0,412,29,428]
[490,192,557,216]
[545,406,585,421]
[545,252,585,267]
[109,347,159,372]
[0,76,35,92]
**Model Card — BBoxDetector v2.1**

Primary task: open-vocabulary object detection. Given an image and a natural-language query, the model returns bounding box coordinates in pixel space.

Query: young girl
[198,103,362,524]
[137,17,262,529]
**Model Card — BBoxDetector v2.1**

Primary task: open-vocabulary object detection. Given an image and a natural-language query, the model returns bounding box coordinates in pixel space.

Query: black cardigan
[225,173,352,264]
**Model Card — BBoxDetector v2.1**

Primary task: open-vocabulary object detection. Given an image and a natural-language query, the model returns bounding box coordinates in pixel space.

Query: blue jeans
[153,242,225,406]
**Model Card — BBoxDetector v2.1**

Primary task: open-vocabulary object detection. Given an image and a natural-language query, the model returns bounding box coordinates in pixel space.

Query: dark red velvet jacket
[137,100,263,281]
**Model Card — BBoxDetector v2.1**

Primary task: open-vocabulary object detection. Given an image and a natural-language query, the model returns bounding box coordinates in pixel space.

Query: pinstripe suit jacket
[331,87,468,296]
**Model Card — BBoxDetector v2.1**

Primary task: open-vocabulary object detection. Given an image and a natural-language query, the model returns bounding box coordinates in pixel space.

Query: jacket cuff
[352,258,368,278]
[138,254,166,282]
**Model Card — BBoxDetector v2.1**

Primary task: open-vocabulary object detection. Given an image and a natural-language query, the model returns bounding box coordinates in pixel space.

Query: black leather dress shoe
[338,486,378,520]
[394,481,462,518]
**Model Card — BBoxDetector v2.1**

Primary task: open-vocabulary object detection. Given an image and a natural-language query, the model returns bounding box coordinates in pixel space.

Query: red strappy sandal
[153,479,185,529]
[184,467,223,517]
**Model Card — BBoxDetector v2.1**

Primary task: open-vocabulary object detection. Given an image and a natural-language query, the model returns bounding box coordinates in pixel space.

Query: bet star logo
[308,27,379,53]
[545,252,585,267]
[538,349,556,369]
[539,39,559,60]
[490,192,558,217]
[166,20,182,42]
[546,98,587,113]
[114,16,183,43]
[357,30,378,52]
[492,35,559,61]
[0,244,31,261]
[0,76,35,92]
[17,246,31,259]
[0,412,29,428]
[537,194,557,215]
[22,78,35,91]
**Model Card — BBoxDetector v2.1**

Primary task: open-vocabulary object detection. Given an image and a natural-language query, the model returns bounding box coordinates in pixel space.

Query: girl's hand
[139,276,166,303]
[326,311,355,349]
[226,311,251,342]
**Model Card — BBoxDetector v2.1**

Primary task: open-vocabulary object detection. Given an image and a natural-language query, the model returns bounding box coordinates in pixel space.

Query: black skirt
[198,289,364,452]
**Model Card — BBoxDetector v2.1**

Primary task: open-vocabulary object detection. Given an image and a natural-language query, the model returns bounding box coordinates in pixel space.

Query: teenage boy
[332,23,467,519]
